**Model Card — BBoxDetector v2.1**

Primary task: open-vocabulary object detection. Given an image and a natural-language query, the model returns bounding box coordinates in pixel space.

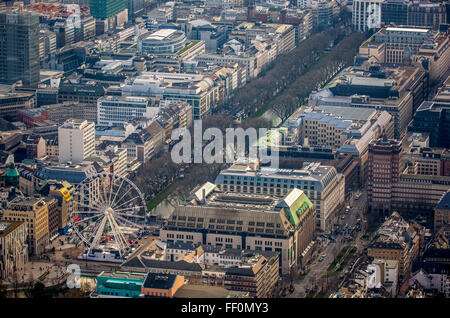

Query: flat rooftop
[201,192,280,212]
[314,105,376,121]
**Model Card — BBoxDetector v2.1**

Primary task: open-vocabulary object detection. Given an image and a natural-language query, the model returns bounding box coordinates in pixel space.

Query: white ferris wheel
[69,172,147,258]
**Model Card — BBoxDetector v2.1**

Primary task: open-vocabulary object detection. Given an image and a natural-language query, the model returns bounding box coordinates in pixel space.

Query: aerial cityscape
[0,0,449,301]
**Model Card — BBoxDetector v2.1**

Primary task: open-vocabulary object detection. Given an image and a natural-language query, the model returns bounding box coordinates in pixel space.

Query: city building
[434,190,450,232]
[54,21,75,48]
[410,74,450,142]
[47,181,74,231]
[413,30,450,84]
[42,102,97,125]
[0,92,35,122]
[382,0,448,30]
[161,183,317,274]
[315,65,429,139]
[381,0,408,26]
[0,221,28,280]
[352,0,384,32]
[365,259,399,297]
[141,272,185,298]
[372,26,438,64]
[97,96,156,127]
[229,22,295,55]
[224,252,279,298]
[0,9,40,87]
[297,107,393,153]
[1,197,49,256]
[368,136,450,218]
[96,271,146,298]
[122,72,220,120]
[58,119,95,164]
[184,20,227,53]
[215,160,345,231]
[121,258,204,283]
[89,0,127,20]
[139,29,187,56]
[368,212,421,283]
[25,135,46,160]
[43,197,58,239]
[57,82,108,106]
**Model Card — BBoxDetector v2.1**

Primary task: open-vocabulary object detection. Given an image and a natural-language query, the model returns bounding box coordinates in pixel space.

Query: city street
[288,188,370,297]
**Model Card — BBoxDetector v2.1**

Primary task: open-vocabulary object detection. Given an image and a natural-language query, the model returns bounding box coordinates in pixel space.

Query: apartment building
[1,197,49,256]
[215,161,345,231]
[161,182,317,274]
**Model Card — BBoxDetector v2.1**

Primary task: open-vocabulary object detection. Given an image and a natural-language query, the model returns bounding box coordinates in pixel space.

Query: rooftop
[0,221,24,238]
[142,272,178,290]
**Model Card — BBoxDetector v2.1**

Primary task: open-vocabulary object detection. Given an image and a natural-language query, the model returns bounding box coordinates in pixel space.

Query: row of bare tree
[270,32,367,123]
[226,30,341,116]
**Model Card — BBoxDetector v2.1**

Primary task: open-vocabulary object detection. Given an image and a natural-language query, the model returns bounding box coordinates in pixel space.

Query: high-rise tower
[0,9,40,87]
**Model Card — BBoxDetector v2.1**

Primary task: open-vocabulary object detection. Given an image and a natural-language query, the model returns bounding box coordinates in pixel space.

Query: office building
[224,252,279,298]
[372,26,436,64]
[139,29,187,55]
[434,190,450,232]
[352,0,384,32]
[1,197,49,256]
[161,183,317,274]
[57,82,108,106]
[381,0,448,30]
[0,221,28,279]
[381,0,408,26]
[317,65,428,139]
[90,0,127,20]
[413,30,450,84]
[368,136,450,218]
[58,119,95,164]
[0,10,40,87]
[122,72,220,120]
[409,101,450,148]
[215,161,345,231]
[0,92,35,121]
